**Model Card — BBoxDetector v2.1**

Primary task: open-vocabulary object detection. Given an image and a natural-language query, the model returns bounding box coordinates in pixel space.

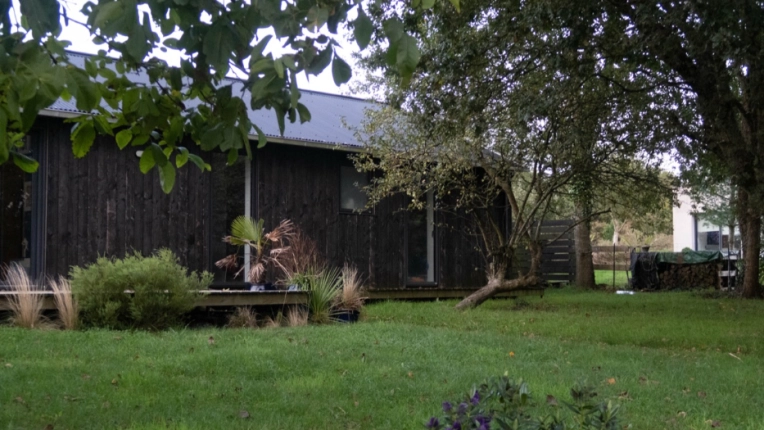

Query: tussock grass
[335,265,366,311]
[286,306,308,327]
[2,264,46,328]
[226,307,257,328]
[49,276,78,330]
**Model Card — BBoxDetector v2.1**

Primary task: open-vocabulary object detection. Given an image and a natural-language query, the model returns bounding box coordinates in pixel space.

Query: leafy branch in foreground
[1,0,460,191]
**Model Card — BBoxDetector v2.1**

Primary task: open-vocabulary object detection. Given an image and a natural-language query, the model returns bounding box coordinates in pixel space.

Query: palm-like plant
[215,217,295,284]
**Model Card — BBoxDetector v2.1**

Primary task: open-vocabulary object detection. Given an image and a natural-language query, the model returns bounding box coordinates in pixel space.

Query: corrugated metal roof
[40,52,378,150]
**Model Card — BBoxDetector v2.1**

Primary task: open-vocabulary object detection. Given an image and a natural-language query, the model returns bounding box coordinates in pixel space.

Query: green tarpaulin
[653,250,723,265]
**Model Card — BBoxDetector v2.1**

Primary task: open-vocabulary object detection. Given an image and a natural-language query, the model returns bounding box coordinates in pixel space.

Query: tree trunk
[455,275,542,310]
[574,212,595,288]
[740,212,762,298]
[737,186,762,298]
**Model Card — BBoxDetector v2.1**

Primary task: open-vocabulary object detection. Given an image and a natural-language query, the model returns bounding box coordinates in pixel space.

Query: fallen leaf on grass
[546,395,558,406]
[111,379,118,386]
[44,425,54,430]
[697,391,707,398]
[508,351,515,358]
[607,378,616,385]
[407,372,414,378]
[239,410,250,419]
[617,391,632,401]
[705,419,721,427]
[677,411,687,418]
[5,363,12,368]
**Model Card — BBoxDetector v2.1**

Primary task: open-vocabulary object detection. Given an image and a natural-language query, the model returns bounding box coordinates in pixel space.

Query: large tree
[355,0,672,307]
[359,0,763,297]
[566,0,764,297]
[0,0,456,190]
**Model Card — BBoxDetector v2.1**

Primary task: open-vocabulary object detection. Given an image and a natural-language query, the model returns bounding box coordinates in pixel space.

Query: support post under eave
[243,160,252,283]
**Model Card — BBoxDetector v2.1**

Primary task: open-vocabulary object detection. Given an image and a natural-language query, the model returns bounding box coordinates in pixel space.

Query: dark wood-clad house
[0,53,499,290]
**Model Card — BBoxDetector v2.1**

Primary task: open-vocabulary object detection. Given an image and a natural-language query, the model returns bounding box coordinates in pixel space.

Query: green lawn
[595,269,630,288]
[2,289,764,429]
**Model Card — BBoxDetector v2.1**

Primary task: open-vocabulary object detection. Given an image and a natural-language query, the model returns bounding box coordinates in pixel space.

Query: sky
[53,0,366,97]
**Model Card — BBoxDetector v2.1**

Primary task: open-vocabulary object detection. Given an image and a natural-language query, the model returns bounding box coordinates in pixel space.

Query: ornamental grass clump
[2,264,46,328]
[306,267,342,324]
[334,264,367,312]
[49,276,78,330]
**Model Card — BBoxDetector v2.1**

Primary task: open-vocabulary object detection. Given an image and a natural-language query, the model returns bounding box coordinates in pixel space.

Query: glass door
[406,190,435,285]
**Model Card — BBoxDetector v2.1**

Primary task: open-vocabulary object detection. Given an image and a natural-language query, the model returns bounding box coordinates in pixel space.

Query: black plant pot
[333,309,360,323]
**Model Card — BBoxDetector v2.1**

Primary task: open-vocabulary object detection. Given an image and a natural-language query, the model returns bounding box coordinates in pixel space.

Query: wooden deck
[0,287,544,311]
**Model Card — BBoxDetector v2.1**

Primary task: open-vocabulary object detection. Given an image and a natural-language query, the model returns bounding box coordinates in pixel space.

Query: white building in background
[672,191,741,255]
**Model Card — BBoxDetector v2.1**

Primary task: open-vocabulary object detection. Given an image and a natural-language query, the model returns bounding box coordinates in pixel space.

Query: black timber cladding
[33,117,492,288]
[27,117,574,289]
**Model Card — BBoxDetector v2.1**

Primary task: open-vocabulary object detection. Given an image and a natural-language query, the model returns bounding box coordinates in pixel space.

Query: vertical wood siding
[32,118,493,288]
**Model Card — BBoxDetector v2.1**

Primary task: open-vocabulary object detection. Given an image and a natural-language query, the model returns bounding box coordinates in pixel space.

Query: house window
[340,166,368,212]
[406,190,436,285]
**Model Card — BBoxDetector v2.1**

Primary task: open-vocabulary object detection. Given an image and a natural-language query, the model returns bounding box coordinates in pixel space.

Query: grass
[2,264,46,329]
[595,269,630,288]
[2,289,764,429]
[49,276,79,330]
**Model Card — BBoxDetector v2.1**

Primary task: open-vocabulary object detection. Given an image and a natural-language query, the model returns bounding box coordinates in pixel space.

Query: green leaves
[158,162,176,194]
[383,18,405,43]
[353,8,373,50]
[382,18,420,83]
[396,35,421,77]
[203,22,236,71]
[12,151,39,173]
[332,56,352,86]
[115,129,132,149]
[71,121,96,158]
[66,67,100,112]
[20,0,61,38]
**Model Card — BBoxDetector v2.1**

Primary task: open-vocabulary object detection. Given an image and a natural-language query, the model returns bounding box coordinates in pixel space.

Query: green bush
[70,249,211,330]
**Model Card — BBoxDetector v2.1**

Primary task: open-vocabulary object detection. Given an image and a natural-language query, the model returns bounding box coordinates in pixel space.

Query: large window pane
[340,166,368,211]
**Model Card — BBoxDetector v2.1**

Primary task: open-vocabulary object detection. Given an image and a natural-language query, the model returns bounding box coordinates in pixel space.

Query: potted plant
[215,217,294,289]
[332,265,367,323]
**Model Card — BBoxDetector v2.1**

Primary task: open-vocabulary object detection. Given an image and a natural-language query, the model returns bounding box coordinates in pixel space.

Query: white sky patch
[18,0,367,96]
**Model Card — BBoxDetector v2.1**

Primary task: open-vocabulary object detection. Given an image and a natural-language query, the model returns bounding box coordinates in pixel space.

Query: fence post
[612,243,616,289]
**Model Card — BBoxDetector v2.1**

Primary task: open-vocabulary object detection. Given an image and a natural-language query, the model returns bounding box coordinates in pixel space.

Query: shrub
[49,276,78,330]
[71,249,211,330]
[426,376,619,430]
[2,264,47,328]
